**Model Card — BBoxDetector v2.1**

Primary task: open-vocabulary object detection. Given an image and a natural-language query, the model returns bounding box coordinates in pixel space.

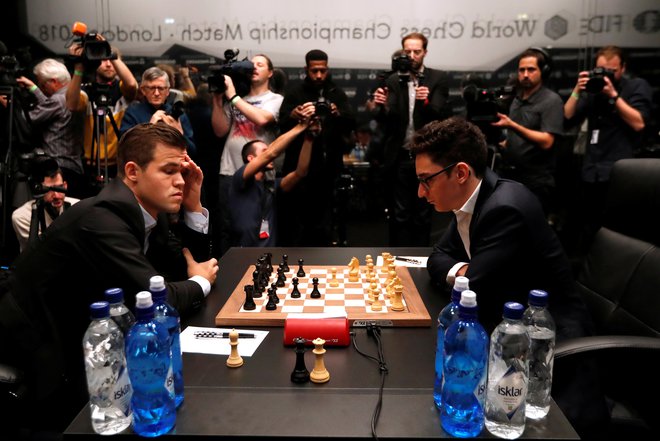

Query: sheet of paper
[376,255,428,268]
[180,326,268,357]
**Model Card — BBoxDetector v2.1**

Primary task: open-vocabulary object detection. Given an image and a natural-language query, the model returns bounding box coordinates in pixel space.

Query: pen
[194,331,256,339]
[395,256,422,265]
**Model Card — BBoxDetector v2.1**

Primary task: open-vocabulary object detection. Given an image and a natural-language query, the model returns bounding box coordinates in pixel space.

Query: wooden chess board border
[215,265,432,327]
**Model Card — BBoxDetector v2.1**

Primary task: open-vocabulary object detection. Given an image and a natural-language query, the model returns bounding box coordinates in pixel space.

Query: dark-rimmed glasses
[417,163,457,191]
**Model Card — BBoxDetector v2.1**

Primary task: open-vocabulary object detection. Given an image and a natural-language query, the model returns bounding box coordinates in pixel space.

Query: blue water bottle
[440,290,489,438]
[149,275,184,408]
[434,276,469,409]
[126,291,176,437]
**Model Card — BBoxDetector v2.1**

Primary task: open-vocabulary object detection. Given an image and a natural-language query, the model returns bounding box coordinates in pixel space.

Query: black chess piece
[252,270,263,298]
[265,293,277,311]
[265,252,273,274]
[281,254,290,272]
[243,285,256,310]
[297,258,305,277]
[276,267,286,287]
[310,277,321,299]
[291,337,310,384]
[270,283,280,304]
[291,277,301,298]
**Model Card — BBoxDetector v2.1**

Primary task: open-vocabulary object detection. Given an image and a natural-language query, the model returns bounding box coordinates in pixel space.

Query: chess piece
[390,283,405,311]
[310,277,321,299]
[290,337,310,383]
[264,252,273,274]
[243,285,256,311]
[276,266,286,287]
[310,338,330,383]
[329,268,339,288]
[297,258,306,277]
[226,329,244,368]
[270,283,280,304]
[348,256,360,282]
[371,284,382,311]
[385,270,397,298]
[265,292,277,310]
[251,270,263,298]
[291,277,301,298]
[281,254,290,272]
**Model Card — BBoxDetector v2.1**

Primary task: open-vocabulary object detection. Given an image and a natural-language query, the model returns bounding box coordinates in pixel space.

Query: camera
[585,67,616,93]
[313,96,333,118]
[207,49,254,97]
[462,84,514,123]
[0,47,31,87]
[69,22,116,72]
[391,53,413,75]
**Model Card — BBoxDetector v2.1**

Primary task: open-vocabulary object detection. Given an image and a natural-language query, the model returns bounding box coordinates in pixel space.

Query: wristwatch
[608,94,620,106]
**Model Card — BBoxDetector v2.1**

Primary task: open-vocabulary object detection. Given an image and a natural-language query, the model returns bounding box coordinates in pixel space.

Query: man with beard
[564,45,652,251]
[278,49,355,246]
[491,48,563,215]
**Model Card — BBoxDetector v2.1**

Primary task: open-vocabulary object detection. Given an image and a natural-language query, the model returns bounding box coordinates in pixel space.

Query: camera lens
[585,76,605,94]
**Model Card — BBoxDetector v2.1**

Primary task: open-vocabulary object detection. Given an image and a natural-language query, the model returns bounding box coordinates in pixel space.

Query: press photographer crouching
[11,155,79,252]
[564,45,653,252]
[120,66,196,155]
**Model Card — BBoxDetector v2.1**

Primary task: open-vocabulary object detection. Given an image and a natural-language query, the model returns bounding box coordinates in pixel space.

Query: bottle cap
[149,275,167,300]
[89,301,110,319]
[451,276,470,301]
[104,287,124,304]
[135,291,153,309]
[503,301,524,319]
[459,290,477,307]
[528,289,549,307]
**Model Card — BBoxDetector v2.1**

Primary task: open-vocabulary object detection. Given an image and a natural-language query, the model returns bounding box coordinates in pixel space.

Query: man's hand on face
[151,110,184,134]
[180,154,203,213]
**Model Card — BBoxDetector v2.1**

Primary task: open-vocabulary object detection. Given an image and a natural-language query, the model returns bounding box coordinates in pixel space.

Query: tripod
[86,87,120,194]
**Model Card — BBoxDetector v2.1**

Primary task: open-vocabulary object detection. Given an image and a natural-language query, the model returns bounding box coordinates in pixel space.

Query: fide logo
[633,10,660,33]
[544,14,569,40]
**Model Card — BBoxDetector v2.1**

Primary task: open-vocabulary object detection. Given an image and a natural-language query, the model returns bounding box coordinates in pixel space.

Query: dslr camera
[462,84,514,123]
[207,49,254,97]
[313,96,333,118]
[585,67,616,93]
[391,53,413,82]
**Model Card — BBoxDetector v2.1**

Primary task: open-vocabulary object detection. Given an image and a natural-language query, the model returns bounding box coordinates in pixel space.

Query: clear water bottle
[149,275,184,408]
[522,289,555,420]
[440,290,489,438]
[104,287,136,336]
[485,302,530,439]
[82,301,132,435]
[434,276,469,409]
[126,291,176,437]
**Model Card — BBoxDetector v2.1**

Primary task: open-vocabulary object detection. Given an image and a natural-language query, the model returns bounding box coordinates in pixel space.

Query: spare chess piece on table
[290,337,310,383]
[310,338,330,384]
[226,329,244,368]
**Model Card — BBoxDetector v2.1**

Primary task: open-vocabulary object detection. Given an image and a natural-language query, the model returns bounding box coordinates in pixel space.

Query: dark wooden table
[64,247,579,440]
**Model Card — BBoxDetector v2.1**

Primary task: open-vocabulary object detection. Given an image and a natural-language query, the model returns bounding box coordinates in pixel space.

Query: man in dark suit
[372,32,450,246]
[410,117,589,337]
[410,117,609,437]
[4,122,218,434]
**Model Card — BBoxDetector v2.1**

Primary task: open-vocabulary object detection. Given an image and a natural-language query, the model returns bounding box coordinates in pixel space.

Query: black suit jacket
[427,169,592,338]
[379,67,450,168]
[6,179,210,406]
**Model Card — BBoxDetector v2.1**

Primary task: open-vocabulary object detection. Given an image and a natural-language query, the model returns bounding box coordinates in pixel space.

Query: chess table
[65,247,580,440]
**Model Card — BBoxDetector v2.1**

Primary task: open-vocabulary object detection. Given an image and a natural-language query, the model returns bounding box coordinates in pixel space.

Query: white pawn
[226,329,244,368]
[329,267,339,287]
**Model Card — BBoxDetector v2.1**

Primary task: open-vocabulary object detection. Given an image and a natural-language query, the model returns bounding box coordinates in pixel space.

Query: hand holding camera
[574,67,617,97]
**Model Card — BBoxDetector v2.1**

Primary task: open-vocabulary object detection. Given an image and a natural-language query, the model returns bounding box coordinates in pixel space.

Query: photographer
[2,58,85,198]
[11,157,79,253]
[491,48,563,216]
[66,32,138,184]
[211,53,283,255]
[278,49,355,246]
[120,66,196,154]
[564,45,652,250]
[371,33,450,247]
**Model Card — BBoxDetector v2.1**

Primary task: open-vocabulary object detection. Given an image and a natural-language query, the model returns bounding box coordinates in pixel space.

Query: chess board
[215,264,432,327]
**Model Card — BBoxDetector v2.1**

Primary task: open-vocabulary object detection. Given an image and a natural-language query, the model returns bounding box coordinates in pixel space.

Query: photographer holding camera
[564,45,652,251]
[66,30,138,187]
[278,49,355,246]
[120,66,196,154]
[210,53,283,255]
[371,33,450,247]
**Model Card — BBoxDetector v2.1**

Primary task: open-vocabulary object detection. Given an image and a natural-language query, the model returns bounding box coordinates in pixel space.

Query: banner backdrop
[24,0,660,69]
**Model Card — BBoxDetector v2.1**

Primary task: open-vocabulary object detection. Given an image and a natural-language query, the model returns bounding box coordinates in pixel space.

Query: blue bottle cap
[503,301,524,320]
[104,287,124,304]
[89,301,110,319]
[528,289,549,307]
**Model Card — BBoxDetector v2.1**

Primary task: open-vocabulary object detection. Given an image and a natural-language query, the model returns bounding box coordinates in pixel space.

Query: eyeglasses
[142,85,168,93]
[417,163,457,191]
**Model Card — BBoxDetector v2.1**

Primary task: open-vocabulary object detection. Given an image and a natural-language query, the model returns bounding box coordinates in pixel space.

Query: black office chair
[555,158,660,439]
